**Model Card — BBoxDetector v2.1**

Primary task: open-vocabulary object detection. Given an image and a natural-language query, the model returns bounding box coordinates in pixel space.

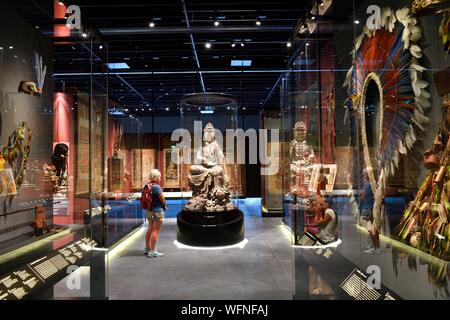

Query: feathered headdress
[344,7,430,229]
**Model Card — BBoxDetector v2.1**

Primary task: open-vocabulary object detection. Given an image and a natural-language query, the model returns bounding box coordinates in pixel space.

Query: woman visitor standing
[142,169,167,258]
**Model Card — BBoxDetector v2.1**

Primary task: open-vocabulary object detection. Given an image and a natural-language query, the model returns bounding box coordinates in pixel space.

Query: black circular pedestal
[177,209,244,247]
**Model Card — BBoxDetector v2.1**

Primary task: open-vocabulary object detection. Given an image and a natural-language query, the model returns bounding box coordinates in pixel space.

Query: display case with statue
[281,67,326,244]
[176,93,244,247]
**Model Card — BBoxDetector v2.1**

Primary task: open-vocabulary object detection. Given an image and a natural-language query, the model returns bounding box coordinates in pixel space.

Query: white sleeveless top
[317,209,337,244]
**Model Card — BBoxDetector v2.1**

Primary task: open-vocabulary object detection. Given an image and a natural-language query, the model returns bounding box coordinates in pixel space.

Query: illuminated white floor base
[292,238,342,249]
[173,238,249,250]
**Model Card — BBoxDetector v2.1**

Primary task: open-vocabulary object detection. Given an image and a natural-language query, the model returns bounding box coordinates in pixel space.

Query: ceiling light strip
[53,68,349,77]
[98,26,292,35]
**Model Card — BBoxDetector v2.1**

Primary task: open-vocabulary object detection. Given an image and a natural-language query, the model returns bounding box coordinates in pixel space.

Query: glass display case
[176,93,244,246]
[284,0,450,300]
[261,110,284,217]
[0,0,113,299]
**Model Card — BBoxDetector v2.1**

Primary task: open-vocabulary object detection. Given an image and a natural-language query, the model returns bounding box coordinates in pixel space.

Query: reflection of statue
[185,123,235,212]
[289,122,315,199]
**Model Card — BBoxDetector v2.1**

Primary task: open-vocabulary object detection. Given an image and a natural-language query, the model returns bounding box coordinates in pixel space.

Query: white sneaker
[148,250,164,258]
[372,248,382,255]
[364,247,375,254]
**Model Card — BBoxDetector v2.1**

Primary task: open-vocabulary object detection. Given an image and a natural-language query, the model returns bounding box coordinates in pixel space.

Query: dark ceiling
[1,0,357,115]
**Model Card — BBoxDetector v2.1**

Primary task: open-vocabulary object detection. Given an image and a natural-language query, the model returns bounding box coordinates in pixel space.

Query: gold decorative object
[2,122,32,192]
[412,0,450,15]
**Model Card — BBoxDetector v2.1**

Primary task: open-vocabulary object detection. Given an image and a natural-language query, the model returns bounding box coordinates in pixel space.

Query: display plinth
[176,209,244,247]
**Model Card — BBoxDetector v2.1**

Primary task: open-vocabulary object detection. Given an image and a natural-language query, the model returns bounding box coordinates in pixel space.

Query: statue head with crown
[293,121,307,142]
[203,122,216,143]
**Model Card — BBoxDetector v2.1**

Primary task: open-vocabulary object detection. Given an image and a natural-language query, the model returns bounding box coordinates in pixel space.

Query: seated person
[315,197,338,244]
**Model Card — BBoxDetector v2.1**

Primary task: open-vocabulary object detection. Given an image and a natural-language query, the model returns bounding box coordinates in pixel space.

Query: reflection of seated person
[315,197,338,244]
[31,205,49,237]
[304,196,321,235]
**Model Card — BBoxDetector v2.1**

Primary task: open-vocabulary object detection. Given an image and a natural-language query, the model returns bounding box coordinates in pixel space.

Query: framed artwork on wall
[109,157,124,191]
[131,149,142,189]
[163,148,180,188]
[76,100,89,195]
[142,149,156,183]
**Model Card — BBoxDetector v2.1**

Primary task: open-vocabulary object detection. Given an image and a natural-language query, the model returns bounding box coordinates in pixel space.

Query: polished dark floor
[52,198,450,300]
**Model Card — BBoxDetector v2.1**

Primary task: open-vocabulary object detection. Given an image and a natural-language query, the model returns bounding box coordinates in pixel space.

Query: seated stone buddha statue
[185,122,235,212]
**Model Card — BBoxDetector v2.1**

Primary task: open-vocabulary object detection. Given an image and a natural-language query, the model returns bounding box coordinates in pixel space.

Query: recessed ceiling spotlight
[165,107,170,111]
[306,42,310,46]
[286,42,292,48]
[214,20,220,27]
[9,46,14,50]
[256,20,261,26]
[99,45,103,50]
[231,43,236,48]
[82,32,88,38]
[35,25,40,29]
[311,15,316,20]
[240,42,245,47]
[354,20,360,25]
[149,21,156,28]
[205,42,212,49]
